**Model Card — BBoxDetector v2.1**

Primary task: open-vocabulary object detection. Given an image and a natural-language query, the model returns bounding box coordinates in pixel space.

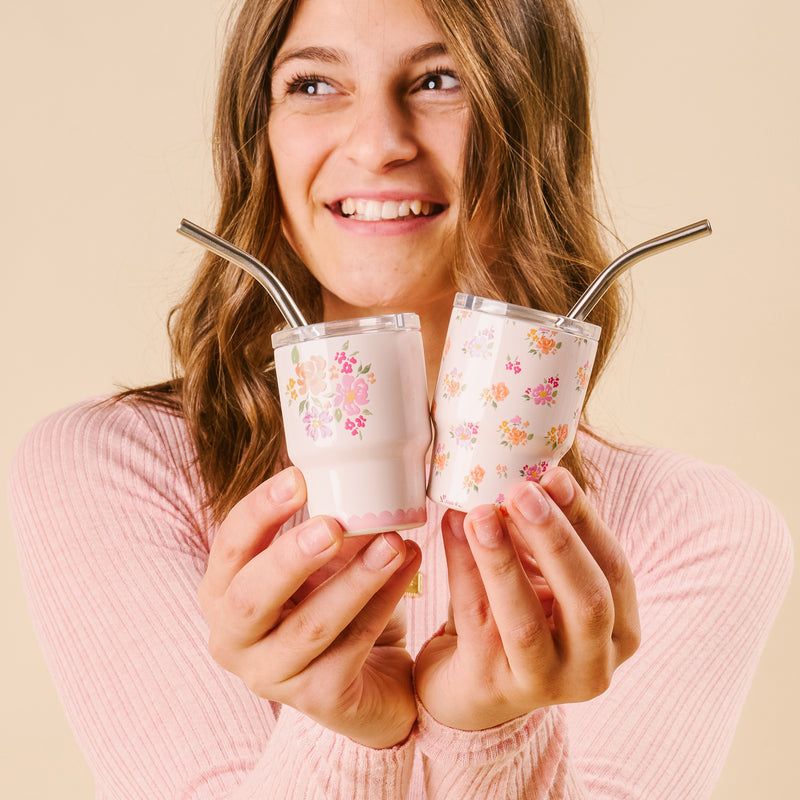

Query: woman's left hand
[414,467,641,731]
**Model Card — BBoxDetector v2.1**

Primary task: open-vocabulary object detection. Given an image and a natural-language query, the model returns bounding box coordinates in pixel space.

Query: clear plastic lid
[454,293,601,340]
[271,312,421,348]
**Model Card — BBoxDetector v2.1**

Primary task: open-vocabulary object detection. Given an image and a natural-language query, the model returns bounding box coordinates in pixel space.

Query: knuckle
[545,523,574,560]
[293,609,331,647]
[578,584,614,638]
[506,617,547,651]
[224,578,260,623]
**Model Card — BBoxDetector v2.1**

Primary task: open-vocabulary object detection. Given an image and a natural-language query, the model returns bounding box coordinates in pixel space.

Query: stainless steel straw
[177,219,308,328]
[560,219,712,324]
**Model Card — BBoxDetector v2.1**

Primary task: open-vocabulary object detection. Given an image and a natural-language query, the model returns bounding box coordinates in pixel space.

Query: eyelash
[416,67,459,92]
[284,73,330,96]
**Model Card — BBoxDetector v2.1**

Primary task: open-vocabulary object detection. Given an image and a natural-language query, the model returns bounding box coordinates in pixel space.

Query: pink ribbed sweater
[8,398,792,799]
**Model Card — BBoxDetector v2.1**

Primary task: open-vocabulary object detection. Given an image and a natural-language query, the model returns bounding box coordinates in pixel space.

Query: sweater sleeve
[562,451,794,798]
[415,703,587,799]
[8,399,414,799]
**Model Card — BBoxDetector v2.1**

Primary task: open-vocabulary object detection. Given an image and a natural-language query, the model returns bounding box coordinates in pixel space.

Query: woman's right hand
[198,466,422,749]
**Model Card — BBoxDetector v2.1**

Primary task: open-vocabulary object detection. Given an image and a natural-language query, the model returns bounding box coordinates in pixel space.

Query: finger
[321,539,422,673]
[458,505,555,672]
[539,468,640,660]
[506,481,614,660]
[262,532,413,681]
[439,510,496,650]
[215,515,343,651]
[199,467,307,611]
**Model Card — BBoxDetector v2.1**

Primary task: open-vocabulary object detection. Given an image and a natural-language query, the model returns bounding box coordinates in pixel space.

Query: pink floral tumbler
[273,314,431,535]
[427,294,600,511]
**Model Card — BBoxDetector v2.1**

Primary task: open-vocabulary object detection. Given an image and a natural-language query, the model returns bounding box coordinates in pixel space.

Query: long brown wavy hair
[128,0,625,523]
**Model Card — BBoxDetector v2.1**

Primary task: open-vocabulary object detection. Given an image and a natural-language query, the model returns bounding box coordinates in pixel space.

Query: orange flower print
[296,355,327,396]
[462,465,486,492]
[432,443,450,476]
[493,382,509,402]
[480,381,510,409]
[442,368,465,399]
[499,415,534,448]
[527,329,562,358]
[286,377,298,401]
[576,361,590,391]
[538,336,556,355]
[546,424,569,450]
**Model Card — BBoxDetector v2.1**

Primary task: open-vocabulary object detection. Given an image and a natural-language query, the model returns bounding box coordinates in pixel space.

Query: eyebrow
[271,41,448,74]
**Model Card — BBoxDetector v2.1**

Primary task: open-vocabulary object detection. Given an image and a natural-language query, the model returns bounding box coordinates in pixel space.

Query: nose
[340,91,418,173]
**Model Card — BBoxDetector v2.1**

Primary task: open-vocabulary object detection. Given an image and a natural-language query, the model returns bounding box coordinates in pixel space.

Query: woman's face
[268,0,469,319]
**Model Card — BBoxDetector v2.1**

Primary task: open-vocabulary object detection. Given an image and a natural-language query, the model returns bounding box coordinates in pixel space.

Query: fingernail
[443,510,467,541]
[469,507,503,547]
[512,482,550,524]
[363,534,401,570]
[297,518,336,556]
[267,468,299,505]
[541,468,575,506]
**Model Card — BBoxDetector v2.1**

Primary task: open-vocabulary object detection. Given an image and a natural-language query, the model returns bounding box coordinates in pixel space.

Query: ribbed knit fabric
[8,397,793,799]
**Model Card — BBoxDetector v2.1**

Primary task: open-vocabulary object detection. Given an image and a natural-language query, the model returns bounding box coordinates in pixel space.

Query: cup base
[337,505,427,537]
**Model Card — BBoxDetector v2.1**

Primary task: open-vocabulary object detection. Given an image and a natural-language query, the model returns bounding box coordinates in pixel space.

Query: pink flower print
[520,461,548,482]
[345,415,367,437]
[462,328,495,358]
[295,355,327,396]
[334,374,369,415]
[524,376,559,406]
[303,406,333,441]
[505,357,522,375]
[450,422,480,447]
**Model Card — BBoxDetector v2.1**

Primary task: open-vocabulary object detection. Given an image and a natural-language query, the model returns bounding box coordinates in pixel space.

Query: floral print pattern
[442,368,466,399]
[462,328,495,358]
[523,376,559,407]
[285,341,374,440]
[480,382,510,408]
[426,304,599,510]
[499,415,534,448]
[450,422,480,447]
[526,328,562,358]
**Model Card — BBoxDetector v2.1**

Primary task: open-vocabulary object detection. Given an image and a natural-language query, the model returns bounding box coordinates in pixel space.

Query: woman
[9,0,792,797]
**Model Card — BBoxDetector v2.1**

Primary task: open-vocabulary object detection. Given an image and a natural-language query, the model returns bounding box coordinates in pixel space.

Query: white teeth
[381,200,399,220]
[338,197,436,220]
[364,200,383,220]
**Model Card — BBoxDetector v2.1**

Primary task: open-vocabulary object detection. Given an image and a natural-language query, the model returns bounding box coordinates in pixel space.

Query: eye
[417,70,460,93]
[285,74,337,97]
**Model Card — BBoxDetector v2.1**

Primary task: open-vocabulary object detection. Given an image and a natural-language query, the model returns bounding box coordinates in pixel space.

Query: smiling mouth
[332,197,444,221]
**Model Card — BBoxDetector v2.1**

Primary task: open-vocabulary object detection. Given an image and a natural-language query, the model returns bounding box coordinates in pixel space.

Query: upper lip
[327,189,447,206]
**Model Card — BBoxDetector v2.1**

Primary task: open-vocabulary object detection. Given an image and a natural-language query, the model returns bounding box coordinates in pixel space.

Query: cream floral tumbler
[273,314,431,535]
[427,294,600,511]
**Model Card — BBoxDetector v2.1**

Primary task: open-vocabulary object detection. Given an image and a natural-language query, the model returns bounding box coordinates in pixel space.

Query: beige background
[2,0,797,796]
